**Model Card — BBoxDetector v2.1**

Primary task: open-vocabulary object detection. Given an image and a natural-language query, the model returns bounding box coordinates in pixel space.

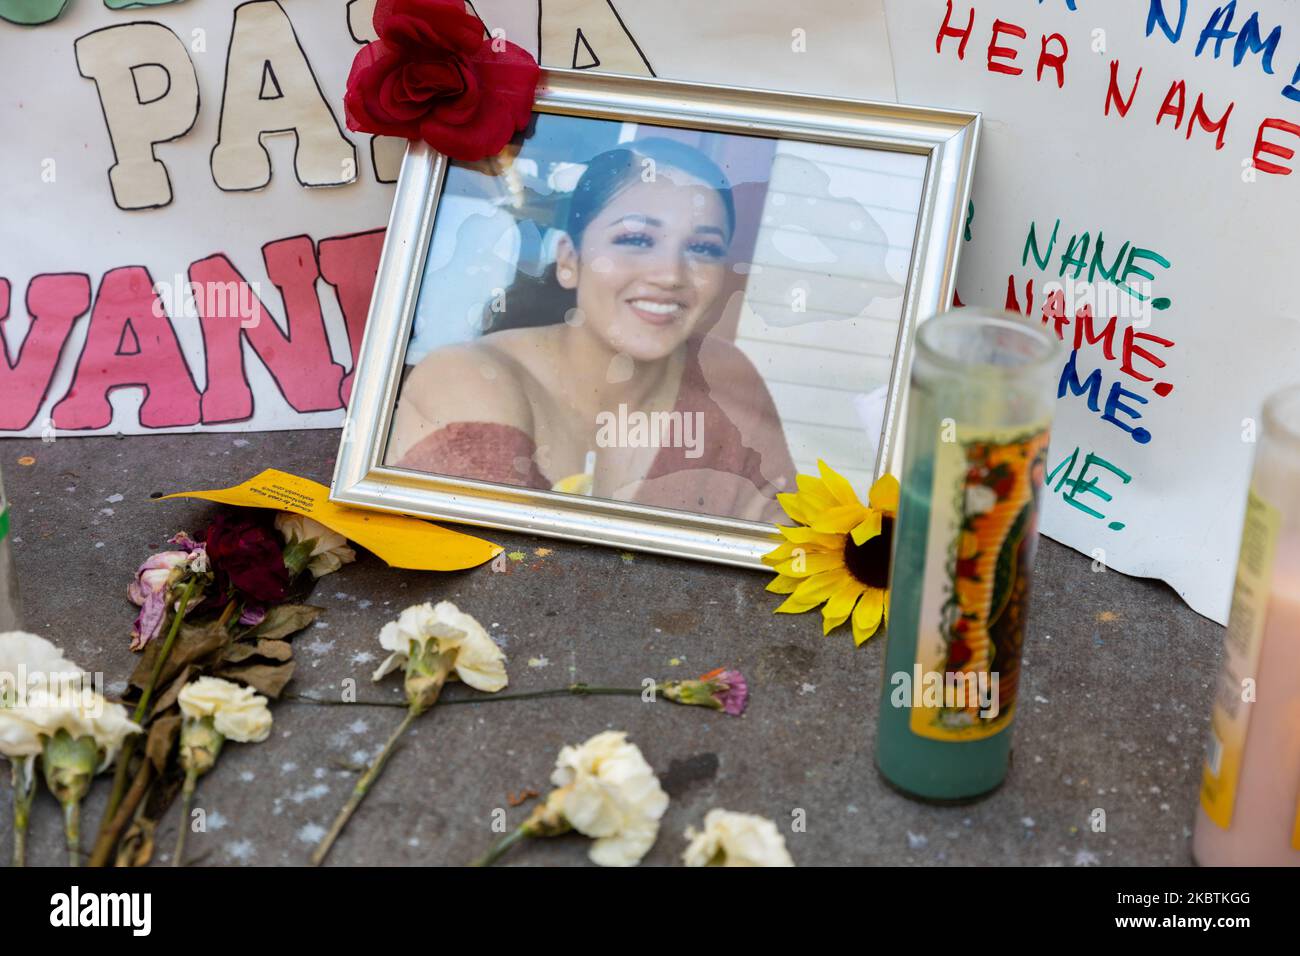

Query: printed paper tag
[1200,489,1280,830]
[910,424,1051,742]
[162,469,500,572]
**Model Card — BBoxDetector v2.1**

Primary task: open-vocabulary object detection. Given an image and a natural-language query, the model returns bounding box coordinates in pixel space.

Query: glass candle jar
[1193,383,1300,866]
[877,310,1062,802]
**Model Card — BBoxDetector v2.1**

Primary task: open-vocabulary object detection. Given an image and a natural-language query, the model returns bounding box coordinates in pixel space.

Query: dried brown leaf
[215,660,296,698]
[145,715,182,773]
[253,639,293,662]
[252,604,323,641]
[130,619,231,692]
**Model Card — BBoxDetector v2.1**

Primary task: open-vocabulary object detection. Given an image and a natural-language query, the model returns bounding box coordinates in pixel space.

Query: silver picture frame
[331,68,979,568]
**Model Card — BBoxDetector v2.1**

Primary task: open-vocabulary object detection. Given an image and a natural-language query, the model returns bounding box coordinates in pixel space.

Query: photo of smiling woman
[387,131,798,523]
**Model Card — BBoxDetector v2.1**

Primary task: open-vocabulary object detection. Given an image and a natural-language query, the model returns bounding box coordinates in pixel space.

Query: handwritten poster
[884,1,1300,623]
[0,0,895,441]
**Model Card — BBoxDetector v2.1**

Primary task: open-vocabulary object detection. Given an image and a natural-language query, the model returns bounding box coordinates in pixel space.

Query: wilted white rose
[275,513,356,578]
[682,809,795,867]
[550,731,668,867]
[178,676,273,743]
[372,601,507,693]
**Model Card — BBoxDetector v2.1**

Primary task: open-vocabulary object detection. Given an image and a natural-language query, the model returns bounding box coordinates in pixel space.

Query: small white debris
[296,823,327,845]
[290,783,330,805]
[225,839,255,862]
[105,494,124,503]
[233,439,250,448]
[906,831,928,850]
[799,682,817,695]
[1073,849,1100,867]
[528,656,550,669]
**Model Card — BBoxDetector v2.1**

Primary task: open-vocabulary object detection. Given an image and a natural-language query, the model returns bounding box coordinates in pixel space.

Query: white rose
[0,708,44,759]
[550,731,668,867]
[965,484,998,516]
[12,688,140,770]
[0,631,79,701]
[372,601,507,693]
[0,633,93,761]
[275,513,356,578]
[178,676,273,743]
[682,809,795,867]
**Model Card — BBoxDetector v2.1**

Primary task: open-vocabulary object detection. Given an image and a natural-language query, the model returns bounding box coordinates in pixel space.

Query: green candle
[877,310,1061,802]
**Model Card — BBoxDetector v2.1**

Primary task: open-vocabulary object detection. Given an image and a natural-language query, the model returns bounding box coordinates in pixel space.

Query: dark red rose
[955,557,980,579]
[203,511,289,604]
[344,0,540,161]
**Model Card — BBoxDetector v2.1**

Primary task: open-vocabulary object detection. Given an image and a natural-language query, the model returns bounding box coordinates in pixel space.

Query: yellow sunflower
[762,460,900,646]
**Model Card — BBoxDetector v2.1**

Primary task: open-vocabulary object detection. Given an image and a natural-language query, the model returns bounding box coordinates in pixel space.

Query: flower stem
[311,707,419,866]
[172,770,198,867]
[472,825,530,867]
[93,591,232,866]
[63,799,80,867]
[87,750,154,868]
[289,684,646,709]
[102,577,200,826]
[10,756,35,868]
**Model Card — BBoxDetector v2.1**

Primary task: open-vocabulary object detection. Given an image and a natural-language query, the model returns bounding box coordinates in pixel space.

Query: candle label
[909,423,1051,742]
[0,505,8,544]
[1200,489,1280,830]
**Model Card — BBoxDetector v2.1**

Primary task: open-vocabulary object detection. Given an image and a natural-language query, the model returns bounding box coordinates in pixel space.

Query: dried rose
[203,511,289,604]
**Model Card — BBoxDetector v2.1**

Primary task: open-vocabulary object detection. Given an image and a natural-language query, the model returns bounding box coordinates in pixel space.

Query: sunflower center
[843,516,893,589]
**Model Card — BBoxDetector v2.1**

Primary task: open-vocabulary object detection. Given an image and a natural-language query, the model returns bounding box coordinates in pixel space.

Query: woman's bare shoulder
[396,339,535,434]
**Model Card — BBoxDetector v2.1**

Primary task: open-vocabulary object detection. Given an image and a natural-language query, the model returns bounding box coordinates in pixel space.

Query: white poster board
[884,1,1300,624]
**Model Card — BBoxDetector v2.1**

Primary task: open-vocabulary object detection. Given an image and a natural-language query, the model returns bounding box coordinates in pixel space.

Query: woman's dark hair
[485,138,736,333]
[564,138,736,249]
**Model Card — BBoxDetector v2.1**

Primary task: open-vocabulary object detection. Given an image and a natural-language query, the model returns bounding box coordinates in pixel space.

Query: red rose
[344,0,540,161]
[204,511,289,604]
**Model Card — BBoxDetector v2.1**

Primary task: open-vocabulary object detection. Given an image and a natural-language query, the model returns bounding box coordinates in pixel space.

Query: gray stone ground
[1,429,1222,866]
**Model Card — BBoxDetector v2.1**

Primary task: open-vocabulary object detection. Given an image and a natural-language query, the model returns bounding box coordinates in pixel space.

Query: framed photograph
[332,68,979,567]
